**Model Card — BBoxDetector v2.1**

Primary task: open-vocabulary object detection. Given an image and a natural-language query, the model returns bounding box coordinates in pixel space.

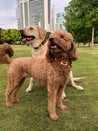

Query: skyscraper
[55,13,65,30]
[16,0,53,31]
[51,4,54,31]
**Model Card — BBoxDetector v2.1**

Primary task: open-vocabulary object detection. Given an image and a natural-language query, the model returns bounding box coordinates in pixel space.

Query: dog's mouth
[50,43,62,50]
[22,35,35,43]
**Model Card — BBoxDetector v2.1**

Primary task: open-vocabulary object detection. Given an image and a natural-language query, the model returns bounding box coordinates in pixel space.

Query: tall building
[16,0,53,31]
[55,13,65,30]
[51,5,54,32]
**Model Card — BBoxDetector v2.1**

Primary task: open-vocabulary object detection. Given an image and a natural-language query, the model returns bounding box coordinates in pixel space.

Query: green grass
[0,45,98,131]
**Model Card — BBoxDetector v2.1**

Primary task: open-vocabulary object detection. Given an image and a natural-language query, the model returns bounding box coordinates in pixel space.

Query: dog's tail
[73,77,85,82]
[0,43,14,64]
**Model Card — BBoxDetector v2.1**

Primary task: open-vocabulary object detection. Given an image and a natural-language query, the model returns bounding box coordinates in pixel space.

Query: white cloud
[0,9,16,20]
[0,23,17,30]
[54,0,70,13]
[0,0,16,10]
[0,0,17,29]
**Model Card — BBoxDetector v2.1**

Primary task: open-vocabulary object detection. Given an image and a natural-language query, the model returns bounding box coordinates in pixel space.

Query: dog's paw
[58,105,68,110]
[76,86,84,91]
[13,99,20,103]
[26,87,32,92]
[50,114,59,121]
[6,103,13,108]
[61,105,68,110]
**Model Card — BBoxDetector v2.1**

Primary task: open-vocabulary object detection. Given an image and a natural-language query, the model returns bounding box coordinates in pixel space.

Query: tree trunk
[88,42,90,47]
[74,32,76,44]
[78,43,79,47]
[83,43,85,47]
[91,24,94,49]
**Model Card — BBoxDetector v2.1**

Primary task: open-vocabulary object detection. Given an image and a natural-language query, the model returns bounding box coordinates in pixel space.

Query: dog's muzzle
[49,38,54,42]
[49,38,61,50]
[19,30,35,43]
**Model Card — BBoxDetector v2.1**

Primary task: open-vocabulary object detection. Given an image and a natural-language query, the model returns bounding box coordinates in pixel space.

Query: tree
[0,29,22,44]
[8,29,22,42]
[79,0,98,49]
[0,29,10,43]
[64,0,98,48]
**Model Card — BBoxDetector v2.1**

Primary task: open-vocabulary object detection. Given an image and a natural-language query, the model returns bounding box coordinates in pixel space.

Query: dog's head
[47,30,78,62]
[20,26,47,45]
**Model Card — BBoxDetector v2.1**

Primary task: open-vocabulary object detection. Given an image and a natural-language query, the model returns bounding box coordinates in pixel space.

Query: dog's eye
[60,35,68,41]
[60,35,64,39]
[30,27,34,30]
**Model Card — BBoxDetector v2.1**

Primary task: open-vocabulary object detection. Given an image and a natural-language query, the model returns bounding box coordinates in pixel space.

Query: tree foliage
[64,0,98,46]
[0,28,21,44]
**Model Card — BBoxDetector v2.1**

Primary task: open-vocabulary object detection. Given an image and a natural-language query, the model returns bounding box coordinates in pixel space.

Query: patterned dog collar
[55,58,72,66]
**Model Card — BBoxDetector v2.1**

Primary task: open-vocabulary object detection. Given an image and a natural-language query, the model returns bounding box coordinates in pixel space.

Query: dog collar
[55,58,72,66]
[34,32,51,50]
[41,37,48,45]
[34,37,48,49]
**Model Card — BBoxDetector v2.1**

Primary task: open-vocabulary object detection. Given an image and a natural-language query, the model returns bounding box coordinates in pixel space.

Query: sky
[0,0,71,29]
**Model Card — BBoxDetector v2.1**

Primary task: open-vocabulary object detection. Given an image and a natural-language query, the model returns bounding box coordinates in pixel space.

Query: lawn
[0,45,98,131]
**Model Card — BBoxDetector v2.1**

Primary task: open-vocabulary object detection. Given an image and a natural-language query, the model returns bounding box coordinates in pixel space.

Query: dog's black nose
[49,38,54,42]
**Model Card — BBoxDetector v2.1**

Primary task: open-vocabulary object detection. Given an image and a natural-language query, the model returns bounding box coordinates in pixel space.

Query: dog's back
[8,57,48,87]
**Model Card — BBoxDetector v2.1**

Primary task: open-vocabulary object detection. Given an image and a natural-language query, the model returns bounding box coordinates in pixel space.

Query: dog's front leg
[56,85,68,110]
[47,86,59,121]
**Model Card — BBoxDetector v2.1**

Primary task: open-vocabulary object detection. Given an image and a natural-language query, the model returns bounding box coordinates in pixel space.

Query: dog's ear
[37,26,47,39]
[69,43,78,61]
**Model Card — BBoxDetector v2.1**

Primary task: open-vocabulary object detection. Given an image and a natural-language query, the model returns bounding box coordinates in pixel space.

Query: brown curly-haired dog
[20,26,84,94]
[0,30,78,120]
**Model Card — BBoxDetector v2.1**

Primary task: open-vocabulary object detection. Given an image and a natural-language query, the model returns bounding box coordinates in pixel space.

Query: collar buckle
[61,61,68,65]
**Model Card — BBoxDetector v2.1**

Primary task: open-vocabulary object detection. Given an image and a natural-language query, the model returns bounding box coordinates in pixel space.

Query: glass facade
[48,0,50,24]
[16,0,52,30]
[55,13,65,30]
[29,0,44,28]
[24,1,29,27]
[20,3,24,28]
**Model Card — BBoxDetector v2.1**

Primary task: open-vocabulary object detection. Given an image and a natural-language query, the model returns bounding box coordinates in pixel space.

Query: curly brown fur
[0,30,78,121]
[0,43,14,64]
